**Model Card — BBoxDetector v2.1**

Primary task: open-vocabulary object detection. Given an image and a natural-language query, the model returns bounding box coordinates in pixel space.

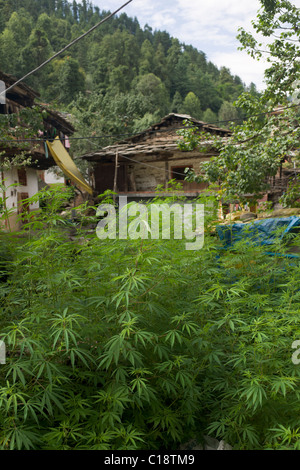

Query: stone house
[80,113,231,201]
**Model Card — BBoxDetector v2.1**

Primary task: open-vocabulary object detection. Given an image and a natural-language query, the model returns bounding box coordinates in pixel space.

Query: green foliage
[45,56,86,105]
[20,27,54,91]
[279,179,300,208]
[218,100,241,125]
[178,100,300,204]
[176,119,211,153]
[237,0,300,101]
[176,0,300,204]
[0,105,46,170]
[134,73,170,117]
[202,108,218,124]
[181,92,202,120]
[1,186,300,450]
[0,187,207,449]
[0,0,248,151]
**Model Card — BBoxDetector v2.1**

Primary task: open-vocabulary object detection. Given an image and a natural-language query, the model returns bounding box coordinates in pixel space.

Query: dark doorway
[94,163,126,194]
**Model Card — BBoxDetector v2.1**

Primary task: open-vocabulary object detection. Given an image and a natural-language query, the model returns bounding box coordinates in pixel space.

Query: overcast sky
[84,0,271,91]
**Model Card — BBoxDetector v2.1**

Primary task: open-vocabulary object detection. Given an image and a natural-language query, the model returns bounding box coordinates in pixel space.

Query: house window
[171,166,193,181]
[17,168,27,186]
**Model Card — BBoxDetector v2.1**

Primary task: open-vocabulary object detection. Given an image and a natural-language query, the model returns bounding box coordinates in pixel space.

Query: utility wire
[72,135,197,178]
[0,100,299,145]
[0,0,299,135]
[119,155,197,178]
[0,126,223,143]
[0,102,299,145]
[0,0,133,98]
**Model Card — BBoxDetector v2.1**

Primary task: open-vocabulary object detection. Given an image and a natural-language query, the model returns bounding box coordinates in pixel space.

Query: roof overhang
[80,113,230,162]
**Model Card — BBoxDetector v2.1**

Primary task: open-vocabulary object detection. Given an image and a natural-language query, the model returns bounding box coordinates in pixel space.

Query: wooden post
[124,163,128,193]
[113,151,119,203]
[165,160,169,190]
[129,170,137,192]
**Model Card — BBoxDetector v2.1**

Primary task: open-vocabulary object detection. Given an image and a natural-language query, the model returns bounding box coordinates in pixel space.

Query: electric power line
[119,155,196,178]
[0,100,299,145]
[0,0,299,139]
[72,135,196,178]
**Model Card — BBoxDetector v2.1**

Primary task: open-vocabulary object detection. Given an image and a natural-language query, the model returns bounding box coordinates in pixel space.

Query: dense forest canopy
[0,0,259,153]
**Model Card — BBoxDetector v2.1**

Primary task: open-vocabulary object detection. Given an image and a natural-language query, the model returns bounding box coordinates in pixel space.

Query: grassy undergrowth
[1,187,300,450]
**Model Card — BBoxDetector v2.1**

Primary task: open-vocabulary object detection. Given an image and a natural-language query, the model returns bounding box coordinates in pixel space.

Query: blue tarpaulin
[216,216,300,249]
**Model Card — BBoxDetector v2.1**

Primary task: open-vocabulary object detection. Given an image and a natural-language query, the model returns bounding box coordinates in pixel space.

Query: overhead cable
[0,100,299,145]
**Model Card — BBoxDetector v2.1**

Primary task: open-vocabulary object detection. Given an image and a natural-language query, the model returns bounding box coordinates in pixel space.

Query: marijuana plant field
[1,188,300,450]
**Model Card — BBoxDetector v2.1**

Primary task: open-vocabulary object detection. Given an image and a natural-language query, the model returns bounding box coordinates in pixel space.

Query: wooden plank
[124,163,128,192]
[113,151,119,202]
[165,160,169,189]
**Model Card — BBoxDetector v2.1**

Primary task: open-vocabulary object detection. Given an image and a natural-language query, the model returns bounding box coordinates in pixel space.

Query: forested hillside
[0,0,259,152]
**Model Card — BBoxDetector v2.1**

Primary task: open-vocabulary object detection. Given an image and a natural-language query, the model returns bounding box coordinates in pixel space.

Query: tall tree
[46,56,85,105]
[237,0,300,101]
[5,10,32,47]
[218,100,240,124]
[72,0,78,22]
[0,0,14,32]
[0,28,18,75]
[181,92,202,120]
[139,39,154,76]
[79,0,88,24]
[20,27,53,89]
[135,73,170,117]
[171,91,183,113]
[179,0,300,204]
[153,43,169,84]
[202,108,218,124]
[172,54,191,100]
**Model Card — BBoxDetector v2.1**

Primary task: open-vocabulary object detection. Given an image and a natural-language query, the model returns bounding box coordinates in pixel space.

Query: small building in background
[80,113,231,201]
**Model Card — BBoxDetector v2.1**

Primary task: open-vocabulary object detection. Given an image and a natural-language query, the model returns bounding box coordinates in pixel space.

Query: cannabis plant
[1,187,300,450]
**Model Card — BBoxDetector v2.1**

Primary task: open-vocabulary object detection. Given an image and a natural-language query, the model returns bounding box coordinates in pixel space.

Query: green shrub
[0,187,300,450]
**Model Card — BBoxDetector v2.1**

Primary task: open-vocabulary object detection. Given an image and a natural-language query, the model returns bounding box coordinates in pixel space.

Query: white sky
[84,0,271,91]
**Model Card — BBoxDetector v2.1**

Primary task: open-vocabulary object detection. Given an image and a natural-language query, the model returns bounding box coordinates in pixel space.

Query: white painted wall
[26,168,39,209]
[2,167,39,212]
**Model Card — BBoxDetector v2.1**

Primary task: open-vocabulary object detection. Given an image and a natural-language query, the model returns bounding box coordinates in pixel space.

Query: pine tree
[218,100,240,124]
[202,108,217,124]
[0,0,249,148]
[171,91,183,113]
[20,27,53,89]
[181,92,202,120]
[56,56,85,104]
[72,0,78,22]
[139,39,154,76]
[0,28,18,75]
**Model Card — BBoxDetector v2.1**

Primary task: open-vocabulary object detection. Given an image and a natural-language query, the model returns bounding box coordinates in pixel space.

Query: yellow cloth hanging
[46,137,93,195]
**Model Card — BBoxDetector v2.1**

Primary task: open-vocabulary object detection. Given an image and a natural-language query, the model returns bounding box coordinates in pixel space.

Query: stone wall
[128,154,210,192]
